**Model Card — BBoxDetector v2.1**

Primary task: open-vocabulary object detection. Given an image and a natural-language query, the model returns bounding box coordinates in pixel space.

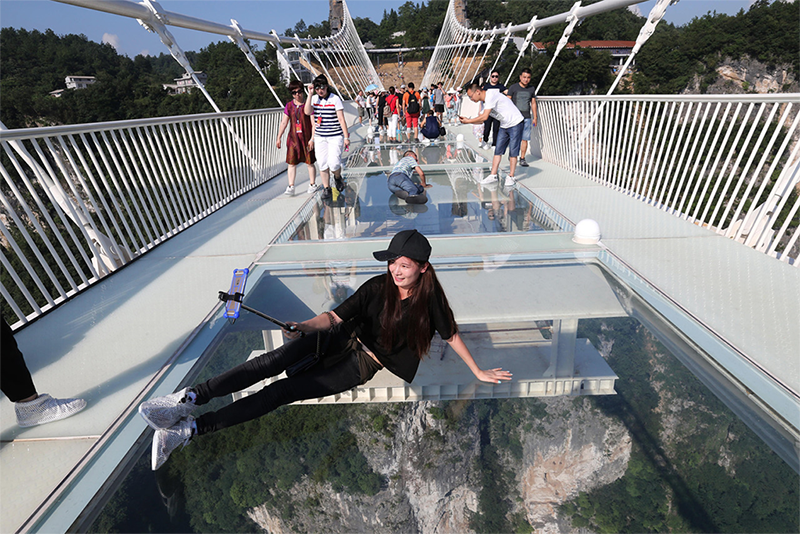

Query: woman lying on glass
[139,229,512,470]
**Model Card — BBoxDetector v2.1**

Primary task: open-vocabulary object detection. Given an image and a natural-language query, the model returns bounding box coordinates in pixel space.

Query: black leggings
[193,330,367,435]
[1,319,37,402]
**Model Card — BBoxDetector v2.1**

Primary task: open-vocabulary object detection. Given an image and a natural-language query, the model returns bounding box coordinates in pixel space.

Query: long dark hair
[379,261,457,359]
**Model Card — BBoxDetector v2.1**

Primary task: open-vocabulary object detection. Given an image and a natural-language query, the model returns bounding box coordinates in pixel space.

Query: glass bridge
[2,124,797,532]
[1,1,798,533]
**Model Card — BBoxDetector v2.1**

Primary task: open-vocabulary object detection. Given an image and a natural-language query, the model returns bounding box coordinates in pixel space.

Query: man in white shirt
[459,82,524,187]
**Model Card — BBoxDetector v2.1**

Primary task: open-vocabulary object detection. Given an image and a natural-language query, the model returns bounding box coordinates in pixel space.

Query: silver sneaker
[478,173,498,185]
[152,416,194,470]
[16,393,87,427]
[307,182,321,194]
[139,387,196,430]
[284,185,295,196]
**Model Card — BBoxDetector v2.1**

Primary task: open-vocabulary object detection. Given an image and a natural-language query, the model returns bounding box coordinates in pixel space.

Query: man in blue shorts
[505,68,538,166]
[386,150,432,204]
[459,82,524,188]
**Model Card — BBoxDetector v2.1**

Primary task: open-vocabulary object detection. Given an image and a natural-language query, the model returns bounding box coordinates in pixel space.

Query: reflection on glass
[277,169,564,242]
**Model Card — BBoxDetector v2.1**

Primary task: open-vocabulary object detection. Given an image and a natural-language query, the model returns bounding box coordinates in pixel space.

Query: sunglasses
[314,84,328,90]
[490,75,499,78]
[291,90,303,94]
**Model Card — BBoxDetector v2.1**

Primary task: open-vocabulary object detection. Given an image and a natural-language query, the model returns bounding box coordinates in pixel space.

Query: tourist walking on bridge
[505,68,538,167]
[481,70,506,150]
[386,87,400,142]
[276,80,318,196]
[140,230,512,470]
[304,75,350,200]
[433,82,446,122]
[402,82,422,141]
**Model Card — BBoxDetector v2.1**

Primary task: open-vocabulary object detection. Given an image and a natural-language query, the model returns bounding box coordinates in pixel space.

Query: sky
[0,0,759,58]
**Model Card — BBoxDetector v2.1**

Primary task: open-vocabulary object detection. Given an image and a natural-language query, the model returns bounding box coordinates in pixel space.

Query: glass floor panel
[275,169,568,243]
[343,139,492,174]
[89,256,798,533]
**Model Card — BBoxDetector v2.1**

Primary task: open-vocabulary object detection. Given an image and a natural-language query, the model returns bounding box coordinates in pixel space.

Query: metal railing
[538,94,800,264]
[1,108,286,327]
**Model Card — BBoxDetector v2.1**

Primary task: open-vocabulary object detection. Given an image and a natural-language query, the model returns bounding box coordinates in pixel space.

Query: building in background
[163,72,208,95]
[64,75,96,90]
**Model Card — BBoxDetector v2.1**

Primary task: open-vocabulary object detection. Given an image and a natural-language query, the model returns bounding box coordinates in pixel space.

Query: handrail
[1,108,287,328]
[537,94,800,265]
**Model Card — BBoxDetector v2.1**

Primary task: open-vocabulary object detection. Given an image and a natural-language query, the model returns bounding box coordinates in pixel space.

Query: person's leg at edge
[329,136,345,190]
[1,319,37,403]
[520,118,531,164]
[491,117,500,147]
[307,163,317,186]
[491,155,502,176]
[287,164,296,187]
[508,122,523,178]
[491,126,511,176]
[316,136,331,195]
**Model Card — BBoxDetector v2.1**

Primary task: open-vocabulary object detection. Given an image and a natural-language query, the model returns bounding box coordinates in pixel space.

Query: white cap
[572,219,601,244]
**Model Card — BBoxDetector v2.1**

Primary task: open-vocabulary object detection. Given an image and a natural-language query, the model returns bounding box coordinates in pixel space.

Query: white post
[535,2,582,96]
[229,19,283,106]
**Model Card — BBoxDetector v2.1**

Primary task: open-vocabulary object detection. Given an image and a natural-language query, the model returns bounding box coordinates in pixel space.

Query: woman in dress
[276,80,318,196]
[140,230,512,470]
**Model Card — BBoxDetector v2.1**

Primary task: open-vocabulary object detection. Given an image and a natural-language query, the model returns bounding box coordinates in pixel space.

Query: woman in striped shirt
[304,75,350,200]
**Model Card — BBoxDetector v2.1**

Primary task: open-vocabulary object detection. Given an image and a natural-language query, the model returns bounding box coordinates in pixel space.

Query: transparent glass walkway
[1,123,797,533]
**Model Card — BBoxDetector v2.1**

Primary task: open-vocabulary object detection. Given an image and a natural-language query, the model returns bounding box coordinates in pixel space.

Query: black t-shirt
[482,81,507,93]
[333,273,455,383]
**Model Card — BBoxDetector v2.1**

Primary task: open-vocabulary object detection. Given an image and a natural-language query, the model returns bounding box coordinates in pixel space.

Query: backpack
[407,92,420,115]
[421,97,431,114]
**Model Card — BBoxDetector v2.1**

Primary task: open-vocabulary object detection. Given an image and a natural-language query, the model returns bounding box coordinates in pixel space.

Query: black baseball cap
[373,230,431,262]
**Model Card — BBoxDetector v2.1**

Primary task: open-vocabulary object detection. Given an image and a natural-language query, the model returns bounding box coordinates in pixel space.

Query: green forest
[91,316,799,533]
[2,0,797,129]
[0,28,287,129]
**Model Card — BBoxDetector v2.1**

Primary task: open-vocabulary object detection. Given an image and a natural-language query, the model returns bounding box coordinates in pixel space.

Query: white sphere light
[573,219,601,244]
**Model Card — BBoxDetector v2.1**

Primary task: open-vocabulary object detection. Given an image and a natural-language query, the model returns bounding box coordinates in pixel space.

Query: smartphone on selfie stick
[219,269,303,336]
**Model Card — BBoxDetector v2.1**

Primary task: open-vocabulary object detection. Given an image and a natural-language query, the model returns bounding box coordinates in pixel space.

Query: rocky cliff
[247,395,631,533]
[683,55,798,94]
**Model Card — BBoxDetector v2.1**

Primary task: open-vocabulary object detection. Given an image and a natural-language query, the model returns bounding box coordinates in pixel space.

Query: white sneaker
[15,393,86,427]
[307,183,321,194]
[284,185,295,196]
[504,174,517,185]
[152,416,194,470]
[139,387,196,430]
[478,174,498,185]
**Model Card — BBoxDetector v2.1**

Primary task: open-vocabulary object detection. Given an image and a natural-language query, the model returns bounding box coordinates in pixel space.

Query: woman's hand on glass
[475,367,512,384]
